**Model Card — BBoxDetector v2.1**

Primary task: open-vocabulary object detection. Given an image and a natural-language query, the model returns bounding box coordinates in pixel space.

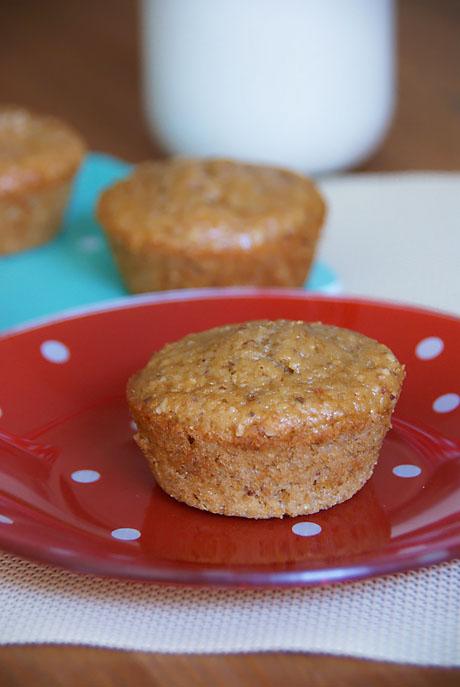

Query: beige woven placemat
[1,553,458,665]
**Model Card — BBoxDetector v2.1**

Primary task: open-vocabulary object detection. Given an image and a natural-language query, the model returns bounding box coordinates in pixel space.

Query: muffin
[128,320,404,519]
[0,106,86,254]
[97,158,325,292]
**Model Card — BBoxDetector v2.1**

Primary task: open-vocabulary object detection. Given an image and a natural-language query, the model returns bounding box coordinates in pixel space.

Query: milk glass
[141,0,395,174]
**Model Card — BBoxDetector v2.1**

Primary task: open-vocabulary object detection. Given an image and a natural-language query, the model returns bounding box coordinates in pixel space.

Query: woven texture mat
[1,554,459,665]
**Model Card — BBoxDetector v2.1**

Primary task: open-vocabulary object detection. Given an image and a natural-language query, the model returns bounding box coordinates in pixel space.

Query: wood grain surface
[0,0,459,685]
[0,648,458,687]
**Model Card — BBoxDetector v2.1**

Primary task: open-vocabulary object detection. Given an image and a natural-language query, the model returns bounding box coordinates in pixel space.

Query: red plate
[0,289,459,586]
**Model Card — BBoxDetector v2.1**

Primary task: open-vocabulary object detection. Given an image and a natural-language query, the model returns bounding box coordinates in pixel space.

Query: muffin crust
[98,158,325,292]
[0,106,86,254]
[128,320,404,518]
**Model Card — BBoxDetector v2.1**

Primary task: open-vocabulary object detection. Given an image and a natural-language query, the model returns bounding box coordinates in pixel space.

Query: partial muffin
[141,481,390,565]
[128,320,404,519]
[97,158,325,292]
[0,106,86,254]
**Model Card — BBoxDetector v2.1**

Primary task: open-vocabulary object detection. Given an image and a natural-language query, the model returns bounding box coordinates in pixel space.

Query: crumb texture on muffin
[98,158,325,251]
[128,320,404,518]
[0,106,86,195]
[0,106,86,254]
[98,158,325,292]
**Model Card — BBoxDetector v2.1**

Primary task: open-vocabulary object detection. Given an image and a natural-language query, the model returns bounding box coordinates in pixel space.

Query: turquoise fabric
[0,153,338,331]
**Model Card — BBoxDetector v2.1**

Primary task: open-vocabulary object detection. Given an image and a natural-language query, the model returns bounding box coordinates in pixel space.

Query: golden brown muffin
[128,320,404,519]
[97,158,325,292]
[0,106,86,254]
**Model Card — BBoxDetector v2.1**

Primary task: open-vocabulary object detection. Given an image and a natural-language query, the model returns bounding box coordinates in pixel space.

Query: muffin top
[98,158,325,251]
[0,106,86,196]
[128,320,404,443]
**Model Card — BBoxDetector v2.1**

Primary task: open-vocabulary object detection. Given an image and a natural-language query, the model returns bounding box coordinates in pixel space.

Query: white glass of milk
[141,0,396,175]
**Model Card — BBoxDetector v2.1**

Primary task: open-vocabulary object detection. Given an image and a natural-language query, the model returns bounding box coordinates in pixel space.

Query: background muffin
[128,320,404,519]
[0,105,86,254]
[97,158,325,292]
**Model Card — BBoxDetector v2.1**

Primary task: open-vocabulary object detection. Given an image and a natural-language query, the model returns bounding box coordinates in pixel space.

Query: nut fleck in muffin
[97,158,325,292]
[0,106,86,254]
[128,320,404,519]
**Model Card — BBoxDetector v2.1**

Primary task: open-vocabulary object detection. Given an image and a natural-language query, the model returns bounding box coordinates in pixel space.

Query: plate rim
[1,287,459,342]
[0,521,458,587]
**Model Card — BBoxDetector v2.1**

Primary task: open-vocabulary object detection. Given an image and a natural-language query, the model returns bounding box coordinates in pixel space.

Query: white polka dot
[40,340,70,364]
[415,336,444,360]
[111,527,141,541]
[238,235,252,250]
[78,235,103,253]
[433,393,460,414]
[392,464,422,478]
[130,419,138,432]
[0,514,13,525]
[292,521,322,537]
[71,469,101,484]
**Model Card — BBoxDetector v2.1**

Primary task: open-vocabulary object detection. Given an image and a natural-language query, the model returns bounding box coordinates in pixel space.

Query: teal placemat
[0,153,339,331]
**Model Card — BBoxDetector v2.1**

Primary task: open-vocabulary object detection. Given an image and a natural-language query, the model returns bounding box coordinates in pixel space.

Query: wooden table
[0,1,459,685]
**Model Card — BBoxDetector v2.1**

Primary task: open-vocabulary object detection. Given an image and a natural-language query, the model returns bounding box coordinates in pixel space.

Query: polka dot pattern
[71,470,101,484]
[0,515,13,525]
[77,235,103,253]
[0,292,460,588]
[415,336,444,360]
[292,522,322,537]
[111,528,141,541]
[40,340,70,364]
[393,464,422,478]
[433,393,460,414]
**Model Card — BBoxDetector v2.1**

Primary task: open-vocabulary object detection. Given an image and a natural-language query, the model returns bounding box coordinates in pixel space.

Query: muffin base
[0,180,72,255]
[133,415,391,519]
[107,230,319,292]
